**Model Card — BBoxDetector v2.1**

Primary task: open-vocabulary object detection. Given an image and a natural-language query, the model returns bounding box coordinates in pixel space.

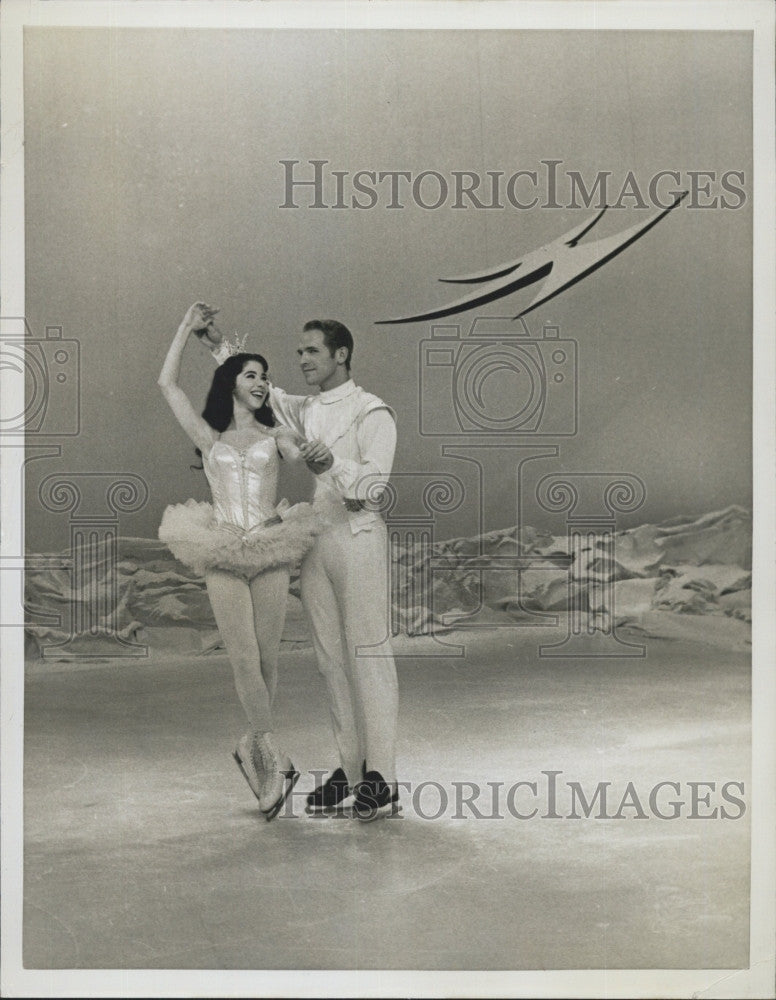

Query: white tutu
[159,499,320,579]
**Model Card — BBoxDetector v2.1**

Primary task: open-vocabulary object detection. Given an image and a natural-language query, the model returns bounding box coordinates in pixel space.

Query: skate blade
[354,800,403,823]
[305,797,355,817]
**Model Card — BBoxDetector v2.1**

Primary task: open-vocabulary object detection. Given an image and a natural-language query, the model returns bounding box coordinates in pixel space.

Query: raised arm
[267,383,309,437]
[157,302,219,454]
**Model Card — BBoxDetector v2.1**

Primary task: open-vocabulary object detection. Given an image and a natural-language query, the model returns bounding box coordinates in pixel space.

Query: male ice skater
[269,320,400,820]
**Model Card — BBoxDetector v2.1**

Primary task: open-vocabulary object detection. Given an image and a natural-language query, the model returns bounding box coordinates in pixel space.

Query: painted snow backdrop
[25,506,751,660]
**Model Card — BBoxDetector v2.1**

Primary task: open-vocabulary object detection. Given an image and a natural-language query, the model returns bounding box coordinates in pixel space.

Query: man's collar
[317,378,357,404]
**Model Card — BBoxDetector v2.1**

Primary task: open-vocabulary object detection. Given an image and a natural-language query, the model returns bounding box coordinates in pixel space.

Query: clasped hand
[183,301,223,348]
[299,439,334,475]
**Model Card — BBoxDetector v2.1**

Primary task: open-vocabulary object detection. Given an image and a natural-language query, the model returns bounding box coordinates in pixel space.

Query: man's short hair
[303,319,354,372]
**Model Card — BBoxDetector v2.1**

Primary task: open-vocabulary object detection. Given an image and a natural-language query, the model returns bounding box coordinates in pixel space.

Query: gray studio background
[22,28,752,550]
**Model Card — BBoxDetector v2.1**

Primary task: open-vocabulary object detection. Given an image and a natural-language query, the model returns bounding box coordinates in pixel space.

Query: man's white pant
[300,518,398,787]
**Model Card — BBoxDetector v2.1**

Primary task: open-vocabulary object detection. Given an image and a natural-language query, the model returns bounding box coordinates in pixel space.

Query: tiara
[210,331,250,364]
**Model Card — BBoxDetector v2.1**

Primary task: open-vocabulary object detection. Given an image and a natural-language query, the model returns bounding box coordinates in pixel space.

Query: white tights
[204,566,290,734]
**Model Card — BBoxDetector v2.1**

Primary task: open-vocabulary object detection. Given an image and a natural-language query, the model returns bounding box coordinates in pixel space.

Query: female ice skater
[158,302,319,821]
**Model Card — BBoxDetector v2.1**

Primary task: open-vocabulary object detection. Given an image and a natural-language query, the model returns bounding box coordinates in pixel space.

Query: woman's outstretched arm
[158,302,218,453]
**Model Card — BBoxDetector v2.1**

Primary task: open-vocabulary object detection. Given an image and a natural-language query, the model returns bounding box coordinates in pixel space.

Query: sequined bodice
[204,437,279,530]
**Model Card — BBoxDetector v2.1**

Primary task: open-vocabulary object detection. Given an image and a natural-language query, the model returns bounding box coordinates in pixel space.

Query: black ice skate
[305,767,353,814]
[352,770,401,822]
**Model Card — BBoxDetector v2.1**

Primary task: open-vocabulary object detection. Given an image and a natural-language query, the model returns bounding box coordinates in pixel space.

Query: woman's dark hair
[191,353,275,468]
[202,353,276,431]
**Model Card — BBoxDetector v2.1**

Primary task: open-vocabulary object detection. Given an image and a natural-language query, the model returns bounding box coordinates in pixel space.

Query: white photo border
[1,2,774,997]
